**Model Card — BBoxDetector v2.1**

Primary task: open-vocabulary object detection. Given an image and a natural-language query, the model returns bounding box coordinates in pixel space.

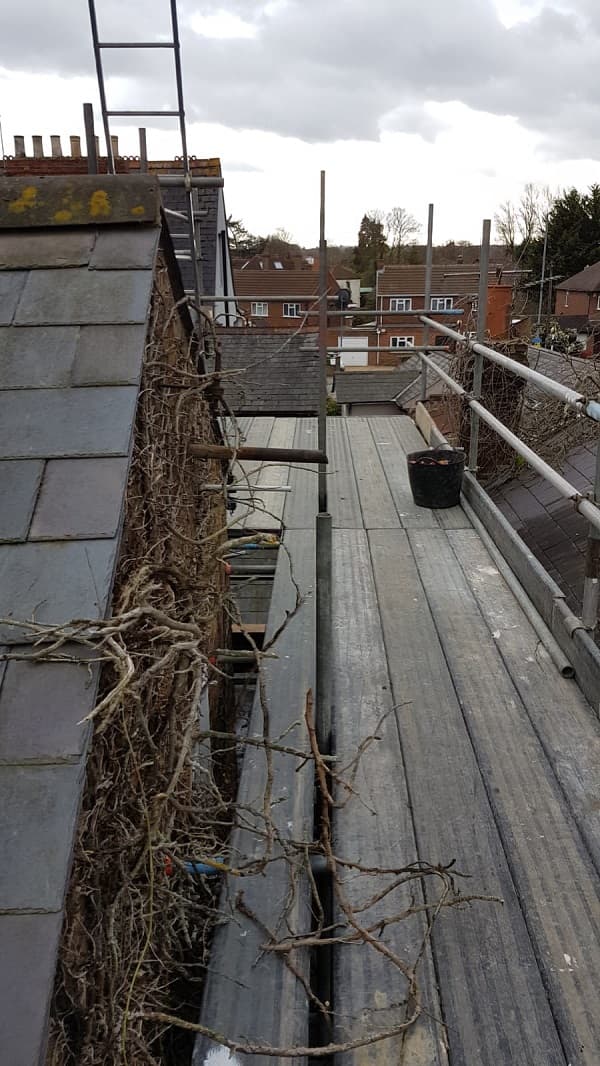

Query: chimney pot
[32,135,44,158]
[50,135,63,158]
[94,136,100,157]
[70,135,82,158]
[110,134,119,158]
[14,135,25,157]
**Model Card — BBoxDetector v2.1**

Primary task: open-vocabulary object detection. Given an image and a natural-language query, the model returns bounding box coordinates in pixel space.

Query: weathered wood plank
[409,527,600,1066]
[251,417,296,531]
[447,528,600,873]
[229,417,274,530]
[331,529,448,1066]
[327,419,363,528]
[194,530,315,1066]
[369,528,565,1066]
[345,419,399,529]
[283,418,319,530]
[370,416,441,529]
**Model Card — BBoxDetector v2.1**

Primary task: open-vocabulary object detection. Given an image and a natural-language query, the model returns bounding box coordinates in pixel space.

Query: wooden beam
[190,443,327,463]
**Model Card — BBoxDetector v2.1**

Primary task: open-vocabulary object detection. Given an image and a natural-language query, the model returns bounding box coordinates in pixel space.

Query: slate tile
[0,272,27,325]
[0,325,78,388]
[14,268,153,326]
[561,461,591,492]
[89,226,159,270]
[0,459,44,540]
[30,457,129,540]
[0,386,138,459]
[0,648,96,761]
[72,324,146,385]
[0,911,63,1066]
[0,230,94,269]
[566,446,597,480]
[0,539,118,643]
[0,762,84,909]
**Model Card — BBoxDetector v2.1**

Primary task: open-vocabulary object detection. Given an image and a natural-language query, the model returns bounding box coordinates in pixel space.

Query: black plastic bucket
[407,447,465,509]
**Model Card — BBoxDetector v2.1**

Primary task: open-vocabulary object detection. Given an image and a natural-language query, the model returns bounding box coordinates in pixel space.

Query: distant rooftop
[218,328,320,415]
[334,368,418,406]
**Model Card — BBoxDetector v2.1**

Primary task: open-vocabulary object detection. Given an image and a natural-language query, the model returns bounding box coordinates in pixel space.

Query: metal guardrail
[413,316,600,628]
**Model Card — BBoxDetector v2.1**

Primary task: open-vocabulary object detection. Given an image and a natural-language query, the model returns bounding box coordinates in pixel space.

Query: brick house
[233,266,343,330]
[555,261,600,321]
[375,264,513,352]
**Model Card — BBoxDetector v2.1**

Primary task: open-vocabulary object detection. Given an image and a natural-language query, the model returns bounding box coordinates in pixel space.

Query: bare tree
[495,200,518,256]
[495,184,556,256]
[385,206,421,260]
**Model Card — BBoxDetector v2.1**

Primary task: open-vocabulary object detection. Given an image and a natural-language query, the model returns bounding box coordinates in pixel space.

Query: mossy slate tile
[0,272,27,325]
[0,325,78,388]
[89,226,159,270]
[0,762,84,910]
[0,459,44,540]
[0,230,95,269]
[0,650,96,761]
[0,912,63,1066]
[72,324,146,385]
[14,267,153,325]
[0,386,138,458]
[0,539,118,643]
[30,456,129,539]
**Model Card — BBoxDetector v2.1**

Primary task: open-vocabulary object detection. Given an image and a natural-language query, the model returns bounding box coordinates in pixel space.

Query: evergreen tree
[352,213,389,293]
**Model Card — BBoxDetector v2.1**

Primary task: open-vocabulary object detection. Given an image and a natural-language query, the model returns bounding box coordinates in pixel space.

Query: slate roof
[492,444,596,612]
[218,329,320,414]
[334,368,419,406]
[161,184,219,296]
[556,260,600,292]
[0,194,158,1065]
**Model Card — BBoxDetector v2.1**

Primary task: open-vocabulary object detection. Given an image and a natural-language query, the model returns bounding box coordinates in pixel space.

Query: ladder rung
[106,109,180,117]
[98,41,175,48]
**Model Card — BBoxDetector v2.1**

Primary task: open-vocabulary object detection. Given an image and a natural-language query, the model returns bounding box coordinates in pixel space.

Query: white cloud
[189,10,258,39]
[3,1,600,248]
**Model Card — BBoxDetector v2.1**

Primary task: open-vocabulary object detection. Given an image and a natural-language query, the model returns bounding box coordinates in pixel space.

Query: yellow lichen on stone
[54,209,73,223]
[130,204,145,216]
[89,190,111,218]
[8,185,38,214]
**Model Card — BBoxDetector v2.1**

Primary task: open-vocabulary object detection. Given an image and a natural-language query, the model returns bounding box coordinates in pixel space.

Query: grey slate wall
[0,206,160,1065]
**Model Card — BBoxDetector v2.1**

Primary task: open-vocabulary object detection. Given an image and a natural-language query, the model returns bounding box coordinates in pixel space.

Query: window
[389,297,412,312]
[430,296,454,312]
[390,336,415,349]
[283,302,302,317]
[472,299,478,312]
[596,294,600,311]
[251,301,269,317]
[305,256,315,266]
[274,261,283,269]
[565,291,569,308]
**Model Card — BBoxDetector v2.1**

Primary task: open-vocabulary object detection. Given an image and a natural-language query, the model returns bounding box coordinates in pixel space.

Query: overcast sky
[2,0,600,246]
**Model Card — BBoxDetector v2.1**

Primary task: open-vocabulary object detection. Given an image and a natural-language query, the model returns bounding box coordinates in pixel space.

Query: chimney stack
[14,136,25,157]
[32,135,44,158]
[50,135,62,158]
[70,136,82,158]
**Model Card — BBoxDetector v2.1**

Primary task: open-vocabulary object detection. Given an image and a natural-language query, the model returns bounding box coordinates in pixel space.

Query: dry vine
[0,258,501,1064]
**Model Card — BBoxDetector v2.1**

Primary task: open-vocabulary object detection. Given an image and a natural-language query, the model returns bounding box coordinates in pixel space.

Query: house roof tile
[556,261,600,292]
[218,328,320,414]
[334,368,418,405]
[377,264,510,299]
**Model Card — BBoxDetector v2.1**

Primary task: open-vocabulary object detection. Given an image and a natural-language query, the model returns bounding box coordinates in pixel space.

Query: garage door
[338,335,368,367]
